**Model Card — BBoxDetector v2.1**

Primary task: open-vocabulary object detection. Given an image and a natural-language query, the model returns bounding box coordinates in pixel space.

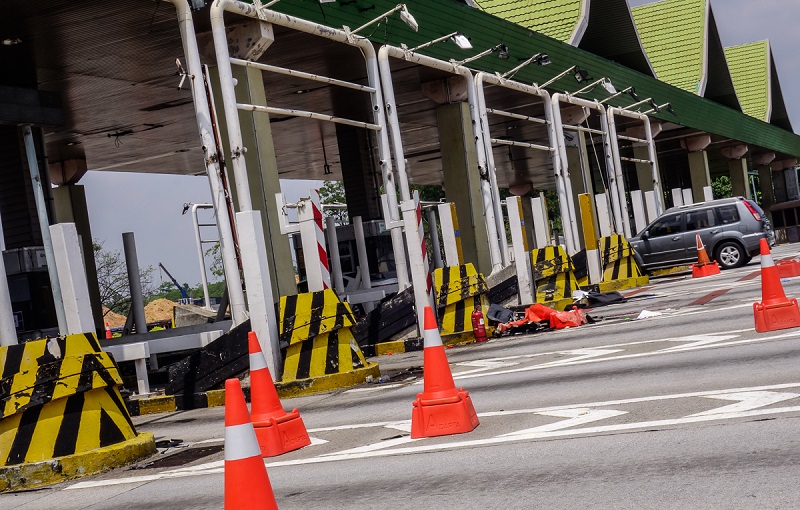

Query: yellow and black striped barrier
[530,245,580,309]
[0,333,155,492]
[433,264,493,341]
[597,234,649,291]
[279,289,379,388]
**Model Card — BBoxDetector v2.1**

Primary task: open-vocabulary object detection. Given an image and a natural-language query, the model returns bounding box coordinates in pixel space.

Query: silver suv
[630,197,774,272]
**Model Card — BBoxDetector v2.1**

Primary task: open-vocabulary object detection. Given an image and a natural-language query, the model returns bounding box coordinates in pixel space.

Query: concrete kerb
[126,363,382,416]
[0,432,156,493]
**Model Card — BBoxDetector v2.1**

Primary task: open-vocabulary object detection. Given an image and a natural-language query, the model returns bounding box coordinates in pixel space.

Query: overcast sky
[81,0,798,288]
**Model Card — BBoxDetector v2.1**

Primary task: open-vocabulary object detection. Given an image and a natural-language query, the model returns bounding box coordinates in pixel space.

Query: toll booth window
[685,209,717,230]
[715,205,740,225]
[649,213,683,237]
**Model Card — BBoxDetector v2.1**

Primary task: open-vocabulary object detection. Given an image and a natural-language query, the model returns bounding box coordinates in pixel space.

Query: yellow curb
[136,395,176,416]
[597,275,650,293]
[651,265,691,277]
[205,389,227,408]
[0,432,156,493]
[276,363,381,398]
[375,340,405,356]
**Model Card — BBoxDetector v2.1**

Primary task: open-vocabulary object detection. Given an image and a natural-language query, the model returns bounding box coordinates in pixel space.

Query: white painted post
[595,193,613,238]
[703,185,714,202]
[682,188,693,206]
[352,216,372,291]
[296,190,330,292]
[50,224,95,335]
[671,188,684,207]
[644,191,658,222]
[427,208,444,269]
[325,217,345,295]
[402,191,435,335]
[506,197,534,304]
[0,209,17,346]
[630,190,648,235]
[236,210,280,381]
[437,203,463,267]
[530,196,549,248]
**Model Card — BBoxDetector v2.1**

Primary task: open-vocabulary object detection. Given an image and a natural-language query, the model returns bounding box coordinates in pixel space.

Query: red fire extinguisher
[471,305,488,342]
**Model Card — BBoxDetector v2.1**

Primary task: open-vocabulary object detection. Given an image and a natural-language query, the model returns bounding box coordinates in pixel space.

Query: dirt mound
[102,307,127,328]
[145,298,177,323]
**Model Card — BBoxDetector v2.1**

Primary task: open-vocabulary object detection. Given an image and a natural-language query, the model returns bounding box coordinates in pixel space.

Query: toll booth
[290,219,397,293]
[3,246,58,341]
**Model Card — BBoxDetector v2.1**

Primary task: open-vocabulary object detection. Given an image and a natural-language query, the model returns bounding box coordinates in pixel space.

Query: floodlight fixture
[453,43,509,66]
[599,86,638,104]
[572,77,615,96]
[407,31,472,52]
[500,52,550,79]
[350,4,419,36]
[540,65,590,89]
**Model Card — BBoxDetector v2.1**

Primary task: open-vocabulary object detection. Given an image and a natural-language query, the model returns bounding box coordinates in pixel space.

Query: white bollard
[50,223,95,335]
[595,193,613,238]
[703,185,714,202]
[630,190,648,235]
[644,191,658,222]
[506,197,534,304]
[671,188,684,207]
[530,196,549,248]
[352,216,372,291]
[682,188,693,206]
[437,203,463,267]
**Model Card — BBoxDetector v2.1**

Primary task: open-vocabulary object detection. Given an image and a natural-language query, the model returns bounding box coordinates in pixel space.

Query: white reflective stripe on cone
[224,423,262,461]
[423,327,443,348]
[762,254,775,267]
[249,352,268,371]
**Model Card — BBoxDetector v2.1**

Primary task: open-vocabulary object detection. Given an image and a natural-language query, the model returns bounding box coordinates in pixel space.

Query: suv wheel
[716,241,745,269]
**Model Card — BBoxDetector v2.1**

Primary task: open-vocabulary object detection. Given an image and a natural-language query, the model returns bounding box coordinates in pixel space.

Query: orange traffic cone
[410,306,479,439]
[249,332,311,457]
[224,378,279,510]
[691,233,720,278]
[105,322,113,340]
[754,238,800,333]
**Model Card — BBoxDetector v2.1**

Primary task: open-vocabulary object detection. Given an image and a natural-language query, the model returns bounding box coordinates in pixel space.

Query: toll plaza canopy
[3,0,797,191]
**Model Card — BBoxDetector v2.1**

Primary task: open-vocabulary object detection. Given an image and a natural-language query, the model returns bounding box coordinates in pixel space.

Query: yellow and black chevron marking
[440,294,492,337]
[279,289,356,346]
[433,263,488,309]
[0,334,136,467]
[282,327,367,382]
[531,246,580,302]
[599,235,644,281]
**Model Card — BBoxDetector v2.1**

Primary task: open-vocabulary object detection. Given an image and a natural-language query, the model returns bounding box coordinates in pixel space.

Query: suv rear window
[685,208,717,230]
[715,204,739,225]
[649,213,683,237]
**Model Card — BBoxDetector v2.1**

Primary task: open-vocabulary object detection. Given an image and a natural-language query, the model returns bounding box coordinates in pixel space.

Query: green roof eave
[263,0,800,157]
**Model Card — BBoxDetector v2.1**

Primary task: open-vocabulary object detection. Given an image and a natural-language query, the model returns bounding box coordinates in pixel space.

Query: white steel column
[22,125,66,335]
[166,0,246,325]
[352,216,372,290]
[50,224,95,335]
[0,212,16,345]
[325,216,345,294]
[506,196,533,304]
[402,191,435,335]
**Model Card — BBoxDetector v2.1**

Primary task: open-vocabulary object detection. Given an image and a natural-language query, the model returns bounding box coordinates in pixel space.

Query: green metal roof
[725,41,769,122]
[632,0,707,94]
[269,0,800,156]
[477,0,586,44]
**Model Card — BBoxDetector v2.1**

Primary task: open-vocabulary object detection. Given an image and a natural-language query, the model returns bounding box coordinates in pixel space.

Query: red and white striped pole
[297,189,331,292]
[402,190,435,335]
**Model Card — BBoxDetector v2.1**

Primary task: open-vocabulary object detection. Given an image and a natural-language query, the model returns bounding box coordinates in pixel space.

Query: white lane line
[321,435,419,456]
[661,334,740,352]
[500,408,627,436]
[534,348,623,368]
[345,384,403,393]
[690,391,800,417]
[66,383,800,490]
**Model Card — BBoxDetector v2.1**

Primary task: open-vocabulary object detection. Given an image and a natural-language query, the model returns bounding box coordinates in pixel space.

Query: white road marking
[320,435,419,456]
[690,391,800,416]
[500,408,627,436]
[534,348,623,367]
[345,384,403,393]
[661,334,740,352]
[66,383,800,490]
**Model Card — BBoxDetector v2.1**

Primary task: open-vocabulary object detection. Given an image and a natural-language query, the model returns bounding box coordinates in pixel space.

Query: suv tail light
[742,200,762,221]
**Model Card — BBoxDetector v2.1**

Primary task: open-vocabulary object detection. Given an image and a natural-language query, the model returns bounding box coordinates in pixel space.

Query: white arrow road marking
[67,382,800,490]
[535,348,624,367]
[500,408,627,436]
[690,391,800,417]
[660,334,740,352]
[452,359,522,377]
[320,435,419,456]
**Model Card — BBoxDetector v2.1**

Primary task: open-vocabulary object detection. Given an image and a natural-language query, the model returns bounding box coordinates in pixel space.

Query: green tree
[712,175,732,199]
[93,240,156,316]
[317,180,348,225]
